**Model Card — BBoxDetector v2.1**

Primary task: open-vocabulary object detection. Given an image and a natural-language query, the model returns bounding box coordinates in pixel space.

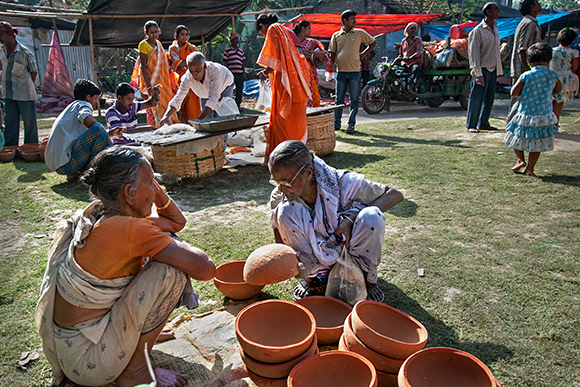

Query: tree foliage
[540,0,580,11]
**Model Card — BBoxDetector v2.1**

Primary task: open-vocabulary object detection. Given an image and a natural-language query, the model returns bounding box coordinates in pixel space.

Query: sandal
[366,285,385,303]
[293,277,328,300]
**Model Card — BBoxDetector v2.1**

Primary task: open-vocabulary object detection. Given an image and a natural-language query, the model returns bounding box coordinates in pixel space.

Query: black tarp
[70,0,251,47]
[0,4,76,30]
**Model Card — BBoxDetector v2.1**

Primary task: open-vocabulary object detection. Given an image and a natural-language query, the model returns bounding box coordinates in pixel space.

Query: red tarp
[286,13,445,38]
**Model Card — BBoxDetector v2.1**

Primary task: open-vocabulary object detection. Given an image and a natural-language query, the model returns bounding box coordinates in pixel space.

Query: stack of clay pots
[296,296,352,345]
[235,299,318,387]
[18,143,41,162]
[39,138,48,162]
[339,300,428,387]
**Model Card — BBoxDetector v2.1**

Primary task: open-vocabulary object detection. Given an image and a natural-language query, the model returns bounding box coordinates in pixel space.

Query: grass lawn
[1,108,579,386]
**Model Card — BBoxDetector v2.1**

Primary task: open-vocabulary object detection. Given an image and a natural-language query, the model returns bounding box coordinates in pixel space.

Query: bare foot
[523,169,536,177]
[156,328,175,343]
[511,161,526,172]
[155,367,189,387]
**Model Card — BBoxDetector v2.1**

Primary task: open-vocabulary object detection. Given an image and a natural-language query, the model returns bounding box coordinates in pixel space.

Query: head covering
[230,32,239,40]
[404,22,419,37]
[0,22,18,38]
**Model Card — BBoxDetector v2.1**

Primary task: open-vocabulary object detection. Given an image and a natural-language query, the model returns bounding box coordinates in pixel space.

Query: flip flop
[366,286,384,303]
[467,128,480,133]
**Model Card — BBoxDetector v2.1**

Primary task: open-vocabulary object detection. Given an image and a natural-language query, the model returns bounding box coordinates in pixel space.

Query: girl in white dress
[550,28,579,123]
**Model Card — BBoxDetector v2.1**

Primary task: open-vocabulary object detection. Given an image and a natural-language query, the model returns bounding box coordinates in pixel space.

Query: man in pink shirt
[399,22,423,91]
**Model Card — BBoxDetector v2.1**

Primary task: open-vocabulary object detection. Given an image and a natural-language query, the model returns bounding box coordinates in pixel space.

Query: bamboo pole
[201,34,205,55]
[0,11,245,19]
[88,18,101,115]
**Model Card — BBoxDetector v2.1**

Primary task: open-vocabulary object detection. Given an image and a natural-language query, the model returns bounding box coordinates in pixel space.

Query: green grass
[1,109,579,386]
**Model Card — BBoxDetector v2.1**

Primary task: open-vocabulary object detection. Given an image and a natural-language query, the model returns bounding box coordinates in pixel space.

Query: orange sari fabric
[168,41,202,123]
[131,40,178,127]
[257,24,311,161]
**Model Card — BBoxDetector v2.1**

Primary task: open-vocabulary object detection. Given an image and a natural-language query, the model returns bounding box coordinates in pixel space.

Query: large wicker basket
[306,112,335,156]
[151,139,225,179]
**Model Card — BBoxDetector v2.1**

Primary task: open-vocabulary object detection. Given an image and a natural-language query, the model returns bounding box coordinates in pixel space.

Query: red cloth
[286,13,444,39]
[37,31,74,113]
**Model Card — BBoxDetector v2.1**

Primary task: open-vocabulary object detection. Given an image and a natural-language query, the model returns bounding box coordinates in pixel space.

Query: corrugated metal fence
[33,29,93,85]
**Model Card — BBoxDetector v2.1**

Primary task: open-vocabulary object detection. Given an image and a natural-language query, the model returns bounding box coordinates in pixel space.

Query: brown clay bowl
[18,143,40,155]
[352,300,428,360]
[235,299,316,364]
[20,149,41,162]
[398,347,500,387]
[244,364,288,387]
[288,350,377,387]
[0,149,16,163]
[376,369,398,387]
[342,313,404,374]
[296,296,352,345]
[39,144,47,161]
[40,137,48,145]
[240,333,319,379]
[3,145,19,152]
[214,260,264,300]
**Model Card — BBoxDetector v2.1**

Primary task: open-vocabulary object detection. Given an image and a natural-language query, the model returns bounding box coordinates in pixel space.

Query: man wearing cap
[0,22,38,146]
[223,32,246,107]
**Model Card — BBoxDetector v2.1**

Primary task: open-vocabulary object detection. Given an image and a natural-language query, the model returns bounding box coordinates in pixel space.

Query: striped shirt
[0,42,37,101]
[105,100,144,131]
[468,19,502,78]
[510,15,542,79]
[223,46,245,73]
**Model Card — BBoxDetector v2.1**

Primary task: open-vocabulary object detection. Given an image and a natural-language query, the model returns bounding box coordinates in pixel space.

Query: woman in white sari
[268,140,403,302]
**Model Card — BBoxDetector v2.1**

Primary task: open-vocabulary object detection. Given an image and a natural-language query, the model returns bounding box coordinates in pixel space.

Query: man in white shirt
[160,52,236,124]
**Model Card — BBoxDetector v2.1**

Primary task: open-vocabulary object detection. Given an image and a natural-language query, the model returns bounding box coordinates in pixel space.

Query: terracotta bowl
[376,369,398,387]
[244,364,288,387]
[398,347,500,387]
[214,261,264,300]
[352,300,428,360]
[240,333,319,379]
[235,299,316,364]
[342,313,404,374]
[3,145,19,152]
[0,149,16,163]
[243,243,299,285]
[20,149,41,162]
[18,143,40,155]
[40,137,48,145]
[39,144,47,162]
[288,350,377,387]
[296,296,352,345]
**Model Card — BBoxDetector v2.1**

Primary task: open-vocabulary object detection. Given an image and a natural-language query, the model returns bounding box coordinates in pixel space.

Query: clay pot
[352,301,428,360]
[288,350,377,387]
[3,145,19,152]
[240,333,319,379]
[214,260,264,300]
[296,296,352,345]
[20,149,41,162]
[18,143,40,156]
[342,314,404,374]
[39,144,47,162]
[235,299,316,364]
[376,369,398,387]
[40,137,48,145]
[243,243,299,285]
[0,149,16,163]
[397,347,500,387]
[244,364,288,387]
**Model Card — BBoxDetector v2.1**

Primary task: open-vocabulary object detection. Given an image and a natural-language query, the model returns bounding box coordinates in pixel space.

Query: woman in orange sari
[256,14,311,163]
[168,25,201,123]
[131,20,177,127]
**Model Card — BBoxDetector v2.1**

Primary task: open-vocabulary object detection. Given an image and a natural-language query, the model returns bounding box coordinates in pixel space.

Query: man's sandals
[293,277,384,302]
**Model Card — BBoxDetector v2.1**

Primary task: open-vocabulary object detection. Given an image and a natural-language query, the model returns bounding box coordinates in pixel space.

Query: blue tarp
[425,11,573,40]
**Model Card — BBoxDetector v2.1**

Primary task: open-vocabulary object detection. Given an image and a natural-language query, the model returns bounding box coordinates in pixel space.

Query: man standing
[466,2,502,133]
[0,22,38,146]
[160,52,236,124]
[329,10,376,134]
[508,0,542,123]
[223,32,246,108]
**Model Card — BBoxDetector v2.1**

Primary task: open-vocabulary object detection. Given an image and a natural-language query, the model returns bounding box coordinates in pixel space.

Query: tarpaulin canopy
[287,13,445,39]
[70,0,250,48]
[425,11,577,40]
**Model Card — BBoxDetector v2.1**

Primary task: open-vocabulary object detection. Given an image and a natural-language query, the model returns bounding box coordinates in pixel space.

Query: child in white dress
[550,28,579,122]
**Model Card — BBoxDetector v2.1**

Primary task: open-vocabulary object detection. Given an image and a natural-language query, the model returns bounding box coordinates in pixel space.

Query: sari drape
[168,41,202,122]
[257,24,311,161]
[299,38,326,107]
[131,40,178,127]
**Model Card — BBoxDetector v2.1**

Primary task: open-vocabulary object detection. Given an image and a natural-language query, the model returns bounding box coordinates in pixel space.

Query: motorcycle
[361,57,471,114]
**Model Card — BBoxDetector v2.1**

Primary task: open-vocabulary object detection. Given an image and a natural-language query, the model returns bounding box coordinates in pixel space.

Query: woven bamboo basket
[151,139,225,179]
[306,112,335,156]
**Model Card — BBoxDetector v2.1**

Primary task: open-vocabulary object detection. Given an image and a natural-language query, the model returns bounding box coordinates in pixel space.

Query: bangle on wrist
[343,215,355,224]
[156,197,172,211]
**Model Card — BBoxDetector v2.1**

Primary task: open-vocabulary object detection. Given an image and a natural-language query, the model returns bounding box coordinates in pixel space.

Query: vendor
[160,52,236,124]
[399,22,423,90]
[44,79,113,181]
[36,146,216,387]
[105,82,159,144]
[268,140,403,302]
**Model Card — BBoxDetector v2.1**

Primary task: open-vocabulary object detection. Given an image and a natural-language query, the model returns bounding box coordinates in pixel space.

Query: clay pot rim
[235,299,316,351]
[215,260,252,286]
[296,296,352,330]
[353,300,428,346]
[244,364,288,383]
[2,145,19,151]
[343,313,405,368]
[0,149,16,155]
[399,347,499,387]
[288,350,378,387]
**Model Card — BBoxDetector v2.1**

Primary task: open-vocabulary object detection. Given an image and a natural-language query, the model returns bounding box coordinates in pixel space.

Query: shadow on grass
[322,150,386,170]
[13,160,49,183]
[337,131,469,149]
[51,181,91,202]
[387,198,417,218]
[378,280,513,366]
[538,174,580,187]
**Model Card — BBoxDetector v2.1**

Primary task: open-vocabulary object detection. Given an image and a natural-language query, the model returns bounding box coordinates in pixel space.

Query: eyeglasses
[269,165,306,189]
